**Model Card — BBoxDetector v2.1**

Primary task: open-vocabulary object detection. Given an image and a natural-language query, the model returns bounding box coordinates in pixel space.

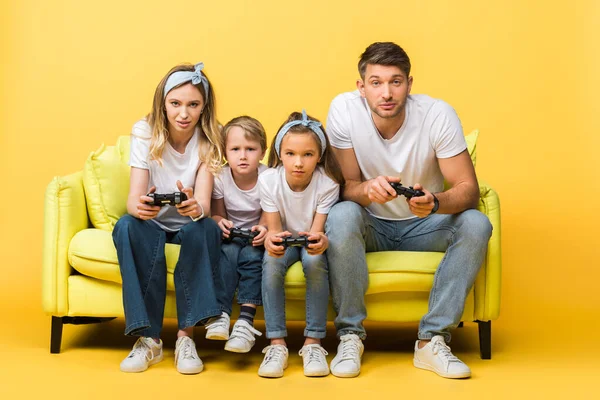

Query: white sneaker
[413,335,471,379]
[330,333,364,378]
[174,336,203,374]
[224,319,262,353]
[120,337,163,373]
[258,344,289,378]
[205,312,230,340]
[299,344,329,377]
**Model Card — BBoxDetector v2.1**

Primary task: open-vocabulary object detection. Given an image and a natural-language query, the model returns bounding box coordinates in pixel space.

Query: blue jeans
[262,247,329,339]
[112,214,222,338]
[325,201,492,343]
[215,239,264,314]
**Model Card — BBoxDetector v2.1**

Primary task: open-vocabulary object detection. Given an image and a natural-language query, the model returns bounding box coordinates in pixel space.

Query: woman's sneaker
[299,344,329,377]
[224,319,262,353]
[205,312,230,340]
[174,336,203,374]
[120,337,163,373]
[258,344,288,378]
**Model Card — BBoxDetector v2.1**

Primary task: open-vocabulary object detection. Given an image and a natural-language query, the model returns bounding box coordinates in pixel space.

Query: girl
[257,110,344,378]
[112,62,223,375]
[206,116,268,353]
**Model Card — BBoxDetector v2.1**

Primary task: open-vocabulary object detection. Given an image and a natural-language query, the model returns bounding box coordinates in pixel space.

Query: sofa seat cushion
[69,228,445,296]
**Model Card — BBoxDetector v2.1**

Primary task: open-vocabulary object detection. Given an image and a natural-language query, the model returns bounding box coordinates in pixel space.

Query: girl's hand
[251,225,268,247]
[300,231,329,255]
[175,180,203,218]
[218,218,234,238]
[266,231,291,258]
[137,186,161,220]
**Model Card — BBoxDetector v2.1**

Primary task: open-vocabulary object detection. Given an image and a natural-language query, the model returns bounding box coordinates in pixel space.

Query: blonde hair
[222,116,267,155]
[267,111,345,186]
[144,63,223,173]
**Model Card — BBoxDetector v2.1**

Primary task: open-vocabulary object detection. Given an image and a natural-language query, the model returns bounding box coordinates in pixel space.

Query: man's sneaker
[224,319,262,353]
[174,336,203,374]
[258,344,289,378]
[205,312,230,340]
[330,333,364,378]
[120,337,163,373]
[413,335,471,379]
[299,344,329,377]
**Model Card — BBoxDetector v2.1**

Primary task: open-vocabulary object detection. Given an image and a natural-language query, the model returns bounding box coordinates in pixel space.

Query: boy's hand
[251,225,268,246]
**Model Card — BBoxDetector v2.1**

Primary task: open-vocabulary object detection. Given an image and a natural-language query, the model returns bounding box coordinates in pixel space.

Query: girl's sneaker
[299,344,330,377]
[120,337,163,373]
[224,319,262,353]
[174,336,203,374]
[205,312,230,340]
[258,344,288,378]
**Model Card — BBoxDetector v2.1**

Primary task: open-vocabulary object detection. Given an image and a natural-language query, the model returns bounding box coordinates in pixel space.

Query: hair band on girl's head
[163,62,209,98]
[274,109,327,157]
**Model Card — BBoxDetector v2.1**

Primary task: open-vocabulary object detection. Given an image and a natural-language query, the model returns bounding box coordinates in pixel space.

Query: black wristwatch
[429,194,440,215]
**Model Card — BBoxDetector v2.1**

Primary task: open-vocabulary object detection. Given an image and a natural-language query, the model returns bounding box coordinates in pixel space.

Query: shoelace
[205,315,229,331]
[230,322,262,342]
[299,345,328,366]
[339,336,360,361]
[432,340,460,363]
[175,337,198,361]
[128,338,155,361]
[262,345,286,365]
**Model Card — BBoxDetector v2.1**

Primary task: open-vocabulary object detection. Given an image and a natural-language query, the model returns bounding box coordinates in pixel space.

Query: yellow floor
[1,288,597,400]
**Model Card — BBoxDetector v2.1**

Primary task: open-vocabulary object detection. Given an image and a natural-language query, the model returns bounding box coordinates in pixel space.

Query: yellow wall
[2,1,599,328]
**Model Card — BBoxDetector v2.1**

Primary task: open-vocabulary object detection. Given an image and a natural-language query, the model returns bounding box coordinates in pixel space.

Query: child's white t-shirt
[212,164,268,230]
[129,119,202,232]
[326,91,467,221]
[258,165,340,236]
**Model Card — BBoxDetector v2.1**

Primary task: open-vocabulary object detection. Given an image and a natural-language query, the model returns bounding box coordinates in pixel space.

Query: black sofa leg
[51,317,63,354]
[476,320,491,359]
[457,321,464,328]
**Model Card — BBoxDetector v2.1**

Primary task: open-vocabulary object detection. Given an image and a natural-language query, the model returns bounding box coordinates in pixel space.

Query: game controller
[389,182,425,199]
[280,235,319,249]
[147,192,188,206]
[224,227,259,244]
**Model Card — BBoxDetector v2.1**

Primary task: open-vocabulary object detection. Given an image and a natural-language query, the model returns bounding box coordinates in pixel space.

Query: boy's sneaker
[224,319,262,353]
[258,344,289,378]
[413,335,471,379]
[174,336,203,374]
[299,344,329,377]
[330,333,364,378]
[120,337,163,373]
[205,312,230,340]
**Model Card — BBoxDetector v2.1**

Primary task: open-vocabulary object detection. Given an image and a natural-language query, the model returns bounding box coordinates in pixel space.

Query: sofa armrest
[42,171,89,315]
[472,180,502,321]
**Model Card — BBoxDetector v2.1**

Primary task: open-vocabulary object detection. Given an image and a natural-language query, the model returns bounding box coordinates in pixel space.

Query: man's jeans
[325,201,492,343]
[112,214,222,338]
[262,247,329,339]
[215,238,264,314]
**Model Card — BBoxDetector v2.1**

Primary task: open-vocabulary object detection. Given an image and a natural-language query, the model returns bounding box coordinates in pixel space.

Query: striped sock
[238,305,256,325]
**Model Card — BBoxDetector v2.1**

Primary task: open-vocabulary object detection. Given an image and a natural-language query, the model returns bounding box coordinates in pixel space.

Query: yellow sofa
[42,133,501,358]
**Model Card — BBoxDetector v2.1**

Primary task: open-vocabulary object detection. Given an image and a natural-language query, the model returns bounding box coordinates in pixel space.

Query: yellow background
[1,0,599,398]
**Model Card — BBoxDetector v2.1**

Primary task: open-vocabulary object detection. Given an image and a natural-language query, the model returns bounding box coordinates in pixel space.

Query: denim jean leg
[262,247,301,339]
[215,241,243,314]
[172,218,223,330]
[301,249,329,339]
[396,210,493,342]
[236,243,264,305]
[112,215,167,338]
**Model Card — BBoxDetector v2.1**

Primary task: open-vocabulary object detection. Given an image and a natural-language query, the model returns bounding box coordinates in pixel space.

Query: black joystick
[147,192,188,206]
[389,182,425,200]
[280,235,318,249]
[224,227,259,244]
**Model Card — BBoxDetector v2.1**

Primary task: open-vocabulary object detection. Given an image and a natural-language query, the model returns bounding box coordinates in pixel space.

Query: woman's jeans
[215,238,264,314]
[325,201,493,343]
[112,214,222,338]
[262,247,329,339]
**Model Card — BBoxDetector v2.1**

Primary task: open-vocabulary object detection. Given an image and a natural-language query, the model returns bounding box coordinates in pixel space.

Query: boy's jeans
[112,214,222,338]
[325,201,492,343]
[262,247,329,339]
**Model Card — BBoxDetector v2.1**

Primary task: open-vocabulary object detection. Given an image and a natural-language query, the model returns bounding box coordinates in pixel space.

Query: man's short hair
[358,42,411,80]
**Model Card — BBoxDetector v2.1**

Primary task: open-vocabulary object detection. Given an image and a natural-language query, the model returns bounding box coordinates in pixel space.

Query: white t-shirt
[129,119,203,232]
[326,91,467,221]
[212,164,268,230]
[258,166,340,236]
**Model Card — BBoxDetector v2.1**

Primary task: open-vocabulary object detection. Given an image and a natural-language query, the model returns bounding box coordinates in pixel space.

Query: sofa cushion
[465,129,479,167]
[82,136,131,231]
[69,228,445,296]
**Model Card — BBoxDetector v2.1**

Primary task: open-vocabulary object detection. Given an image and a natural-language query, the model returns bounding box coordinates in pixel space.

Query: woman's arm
[127,167,160,219]
[176,163,213,219]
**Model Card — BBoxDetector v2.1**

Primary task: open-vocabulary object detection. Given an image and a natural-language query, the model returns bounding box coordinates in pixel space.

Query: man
[325,42,492,379]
